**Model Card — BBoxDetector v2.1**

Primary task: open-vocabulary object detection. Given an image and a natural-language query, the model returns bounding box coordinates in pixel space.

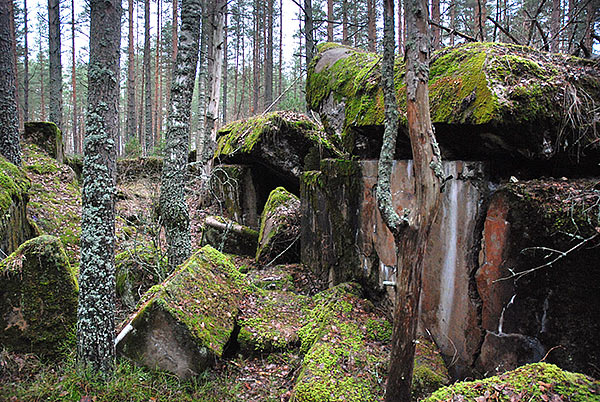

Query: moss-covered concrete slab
[292,283,449,402]
[0,155,36,255]
[308,42,600,164]
[256,187,301,265]
[0,235,78,358]
[23,122,64,163]
[424,363,599,402]
[116,246,245,379]
[214,111,337,189]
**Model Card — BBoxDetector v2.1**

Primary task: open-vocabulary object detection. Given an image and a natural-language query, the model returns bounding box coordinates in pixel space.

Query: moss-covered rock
[256,187,301,265]
[424,363,600,402]
[23,122,64,163]
[117,157,163,184]
[308,42,600,163]
[214,111,338,190]
[0,155,36,255]
[116,246,245,379]
[0,235,78,358]
[23,144,81,266]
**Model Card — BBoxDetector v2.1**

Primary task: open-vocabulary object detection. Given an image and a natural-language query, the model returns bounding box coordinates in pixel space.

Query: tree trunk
[342,0,349,45]
[431,0,440,49]
[78,0,121,374]
[143,0,153,155]
[397,0,403,54]
[551,0,560,52]
[378,0,442,400]
[8,0,22,131]
[252,0,259,114]
[265,0,273,109]
[126,0,136,145]
[304,0,314,80]
[159,0,202,270]
[449,0,455,45]
[165,0,178,118]
[48,0,62,130]
[199,0,225,168]
[367,0,376,51]
[196,9,208,150]
[23,0,29,123]
[222,5,228,123]
[475,0,487,41]
[71,0,78,154]
[154,0,161,143]
[278,0,283,99]
[327,0,333,41]
[0,0,22,166]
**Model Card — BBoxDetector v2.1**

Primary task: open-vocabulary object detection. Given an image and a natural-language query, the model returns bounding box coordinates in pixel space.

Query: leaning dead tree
[376,0,443,400]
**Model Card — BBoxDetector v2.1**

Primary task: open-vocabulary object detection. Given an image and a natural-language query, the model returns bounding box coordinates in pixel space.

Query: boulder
[307,42,600,165]
[116,246,244,379]
[476,332,545,377]
[201,215,259,256]
[0,235,78,357]
[214,111,336,193]
[256,187,301,265]
[424,363,599,402]
[23,122,64,163]
[0,156,36,256]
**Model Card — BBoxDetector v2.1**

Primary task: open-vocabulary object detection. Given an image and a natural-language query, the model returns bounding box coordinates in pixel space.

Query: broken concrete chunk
[116,245,244,379]
[201,215,259,257]
[0,235,78,358]
[23,122,64,163]
[256,187,301,265]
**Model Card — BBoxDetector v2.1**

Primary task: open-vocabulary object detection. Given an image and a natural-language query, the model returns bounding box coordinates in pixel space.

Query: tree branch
[429,19,477,42]
[486,16,521,45]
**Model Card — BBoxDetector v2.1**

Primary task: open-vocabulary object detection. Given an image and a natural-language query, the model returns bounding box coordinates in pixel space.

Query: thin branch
[262,74,303,114]
[429,19,478,42]
[495,233,599,282]
[486,16,521,45]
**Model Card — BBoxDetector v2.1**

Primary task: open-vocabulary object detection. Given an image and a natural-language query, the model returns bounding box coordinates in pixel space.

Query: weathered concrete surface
[116,246,244,379]
[307,42,600,166]
[23,122,64,163]
[209,164,259,228]
[0,235,78,358]
[201,215,259,256]
[476,332,545,376]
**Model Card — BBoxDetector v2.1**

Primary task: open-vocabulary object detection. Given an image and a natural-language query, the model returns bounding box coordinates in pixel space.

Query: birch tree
[159,0,202,270]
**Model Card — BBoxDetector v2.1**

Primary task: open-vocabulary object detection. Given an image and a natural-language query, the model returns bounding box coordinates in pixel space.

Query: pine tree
[48,0,62,129]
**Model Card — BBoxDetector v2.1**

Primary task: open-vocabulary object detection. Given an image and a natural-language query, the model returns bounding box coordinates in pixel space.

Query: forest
[1,0,600,401]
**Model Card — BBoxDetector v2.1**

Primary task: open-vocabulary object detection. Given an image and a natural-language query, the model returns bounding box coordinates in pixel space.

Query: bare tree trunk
[368,0,377,51]
[327,0,333,41]
[154,0,161,143]
[342,0,349,44]
[48,0,62,130]
[159,0,202,270]
[0,0,22,165]
[165,0,178,115]
[304,0,314,73]
[23,0,29,123]
[475,0,487,41]
[432,0,440,49]
[233,8,239,117]
[71,0,78,154]
[265,0,273,108]
[143,0,153,155]
[450,0,455,45]
[39,36,46,120]
[378,0,442,400]
[278,0,283,99]
[196,9,208,151]
[551,0,561,52]
[78,0,121,374]
[126,0,136,146]
[252,0,259,113]
[199,0,225,167]
[8,0,22,131]
[222,6,228,123]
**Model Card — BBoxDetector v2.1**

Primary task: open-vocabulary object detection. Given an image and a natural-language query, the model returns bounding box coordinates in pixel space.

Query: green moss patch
[0,155,31,213]
[23,144,81,267]
[424,363,600,402]
[23,122,63,162]
[0,235,78,358]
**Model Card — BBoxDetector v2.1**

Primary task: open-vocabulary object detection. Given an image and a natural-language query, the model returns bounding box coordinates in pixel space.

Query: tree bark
[378,0,442,400]
[48,0,62,129]
[0,0,21,166]
[252,0,259,113]
[71,0,78,154]
[126,0,136,145]
[159,0,202,270]
[154,0,161,143]
[143,0,153,155]
[327,0,333,41]
[342,0,349,45]
[23,0,29,123]
[367,0,377,51]
[196,8,208,150]
[431,0,440,49]
[222,6,228,123]
[304,0,314,68]
[78,0,121,374]
[264,0,273,109]
[165,0,178,118]
[278,0,283,99]
[9,0,22,130]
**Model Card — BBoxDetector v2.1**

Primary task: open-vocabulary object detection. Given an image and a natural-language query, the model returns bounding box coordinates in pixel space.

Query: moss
[214,112,329,159]
[23,122,63,161]
[424,363,600,402]
[365,318,392,342]
[0,235,78,358]
[122,246,246,359]
[0,156,30,213]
